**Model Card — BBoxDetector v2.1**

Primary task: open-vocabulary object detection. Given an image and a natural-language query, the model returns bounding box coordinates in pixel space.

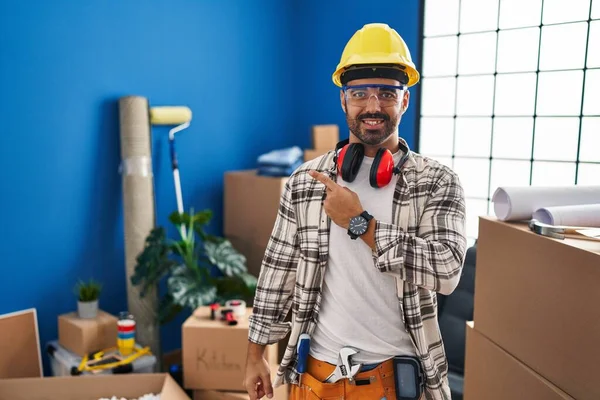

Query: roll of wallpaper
[532,203,600,227]
[492,185,600,221]
[118,96,160,369]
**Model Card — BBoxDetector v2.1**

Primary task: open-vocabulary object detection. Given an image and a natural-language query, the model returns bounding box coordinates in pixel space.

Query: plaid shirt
[248,139,467,400]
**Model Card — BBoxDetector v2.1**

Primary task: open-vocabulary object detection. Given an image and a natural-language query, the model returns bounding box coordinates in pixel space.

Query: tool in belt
[391,355,424,400]
[314,345,424,400]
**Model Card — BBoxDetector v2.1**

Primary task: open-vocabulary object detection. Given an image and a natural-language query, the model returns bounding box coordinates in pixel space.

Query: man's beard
[346,112,399,145]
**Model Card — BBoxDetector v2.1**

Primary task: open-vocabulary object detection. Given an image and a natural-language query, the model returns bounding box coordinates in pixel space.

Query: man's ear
[340,90,347,113]
[402,89,410,113]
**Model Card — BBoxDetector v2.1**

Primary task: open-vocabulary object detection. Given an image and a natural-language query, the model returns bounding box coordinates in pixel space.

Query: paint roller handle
[169,138,178,170]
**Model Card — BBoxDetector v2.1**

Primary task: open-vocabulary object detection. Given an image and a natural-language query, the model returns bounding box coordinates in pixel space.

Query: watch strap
[360,211,373,222]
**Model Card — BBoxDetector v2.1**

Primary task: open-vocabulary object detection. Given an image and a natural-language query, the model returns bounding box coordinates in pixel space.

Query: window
[418,0,600,244]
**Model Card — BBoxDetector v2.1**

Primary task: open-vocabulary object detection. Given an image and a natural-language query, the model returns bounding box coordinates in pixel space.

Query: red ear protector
[334,139,410,188]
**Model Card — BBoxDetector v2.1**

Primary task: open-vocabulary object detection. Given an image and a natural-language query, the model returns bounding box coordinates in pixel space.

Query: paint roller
[149,106,192,236]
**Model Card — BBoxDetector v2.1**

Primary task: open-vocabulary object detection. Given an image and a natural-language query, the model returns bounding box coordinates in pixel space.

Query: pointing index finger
[309,170,337,190]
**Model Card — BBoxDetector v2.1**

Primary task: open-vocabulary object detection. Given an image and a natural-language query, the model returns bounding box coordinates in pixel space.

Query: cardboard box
[183,306,279,391]
[464,322,574,400]
[474,216,600,400]
[268,364,290,400]
[0,309,190,400]
[227,236,268,285]
[223,170,288,276]
[304,148,330,162]
[163,348,183,370]
[311,125,339,150]
[193,383,289,400]
[0,308,42,379]
[193,365,289,400]
[58,310,118,356]
[194,391,248,400]
[0,373,190,400]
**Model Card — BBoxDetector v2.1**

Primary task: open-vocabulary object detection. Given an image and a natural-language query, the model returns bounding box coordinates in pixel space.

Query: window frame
[415,0,600,242]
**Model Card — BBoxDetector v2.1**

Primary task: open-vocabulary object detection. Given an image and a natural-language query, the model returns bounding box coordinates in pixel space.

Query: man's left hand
[308,170,364,229]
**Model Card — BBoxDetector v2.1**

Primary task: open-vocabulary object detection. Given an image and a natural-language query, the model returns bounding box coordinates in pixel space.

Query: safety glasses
[342,83,407,107]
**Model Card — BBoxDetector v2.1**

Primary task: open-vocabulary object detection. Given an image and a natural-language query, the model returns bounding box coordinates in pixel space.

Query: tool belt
[292,355,424,400]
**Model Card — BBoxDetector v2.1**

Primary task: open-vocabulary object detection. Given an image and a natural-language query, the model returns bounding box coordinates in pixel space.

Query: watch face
[349,216,368,236]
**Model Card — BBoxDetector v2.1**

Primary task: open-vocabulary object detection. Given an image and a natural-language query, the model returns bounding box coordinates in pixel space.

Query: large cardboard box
[183,306,279,392]
[194,391,248,400]
[193,384,288,400]
[193,368,289,400]
[464,322,574,400]
[223,170,288,277]
[304,124,339,162]
[0,309,191,400]
[311,125,339,150]
[0,373,190,400]
[227,236,267,283]
[58,310,118,356]
[474,216,600,400]
[304,148,330,162]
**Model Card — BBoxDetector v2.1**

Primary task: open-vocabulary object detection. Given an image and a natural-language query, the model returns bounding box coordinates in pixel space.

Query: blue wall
[0,0,420,375]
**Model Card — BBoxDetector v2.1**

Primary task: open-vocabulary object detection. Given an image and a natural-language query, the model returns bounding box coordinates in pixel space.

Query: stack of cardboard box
[304,124,339,161]
[182,306,289,400]
[464,217,600,400]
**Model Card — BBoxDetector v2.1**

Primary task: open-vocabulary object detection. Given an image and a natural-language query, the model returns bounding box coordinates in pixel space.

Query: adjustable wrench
[324,347,362,383]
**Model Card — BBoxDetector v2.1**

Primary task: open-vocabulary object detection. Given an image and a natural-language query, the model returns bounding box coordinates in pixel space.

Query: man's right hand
[244,342,273,400]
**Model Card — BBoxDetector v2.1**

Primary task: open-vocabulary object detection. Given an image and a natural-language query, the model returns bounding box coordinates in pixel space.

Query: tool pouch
[392,356,424,400]
[295,385,342,400]
[292,372,345,400]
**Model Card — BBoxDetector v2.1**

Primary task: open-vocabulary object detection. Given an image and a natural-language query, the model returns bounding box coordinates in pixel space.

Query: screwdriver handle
[297,333,311,374]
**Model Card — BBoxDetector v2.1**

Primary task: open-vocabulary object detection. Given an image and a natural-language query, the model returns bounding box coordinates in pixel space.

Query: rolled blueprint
[492,185,600,221]
[118,95,160,368]
[532,204,600,227]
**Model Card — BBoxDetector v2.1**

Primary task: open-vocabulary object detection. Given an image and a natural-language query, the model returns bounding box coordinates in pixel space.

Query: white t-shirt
[309,148,417,365]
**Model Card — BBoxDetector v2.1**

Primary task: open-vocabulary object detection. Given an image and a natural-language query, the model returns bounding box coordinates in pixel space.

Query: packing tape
[225,299,246,319]
[119,156,152,177]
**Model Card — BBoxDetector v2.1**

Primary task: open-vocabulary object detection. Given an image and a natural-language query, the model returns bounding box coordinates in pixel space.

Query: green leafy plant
[74,279,102,302]
[131,209,258,325]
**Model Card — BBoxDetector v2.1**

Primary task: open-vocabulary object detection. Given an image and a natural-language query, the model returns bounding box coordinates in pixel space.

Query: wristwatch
[347,211,374,240]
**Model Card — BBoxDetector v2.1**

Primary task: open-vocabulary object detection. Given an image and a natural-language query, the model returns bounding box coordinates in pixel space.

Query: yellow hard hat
[332,23,420,88]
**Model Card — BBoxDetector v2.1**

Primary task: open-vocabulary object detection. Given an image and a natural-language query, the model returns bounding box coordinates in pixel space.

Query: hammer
[528,219,597,240]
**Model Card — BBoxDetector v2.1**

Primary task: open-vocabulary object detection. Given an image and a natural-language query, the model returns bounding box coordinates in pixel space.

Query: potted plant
[131,209,258,325]
[74,278,102,319]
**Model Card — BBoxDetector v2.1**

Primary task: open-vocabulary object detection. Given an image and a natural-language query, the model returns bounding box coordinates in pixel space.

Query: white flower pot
[78,300,99,319]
